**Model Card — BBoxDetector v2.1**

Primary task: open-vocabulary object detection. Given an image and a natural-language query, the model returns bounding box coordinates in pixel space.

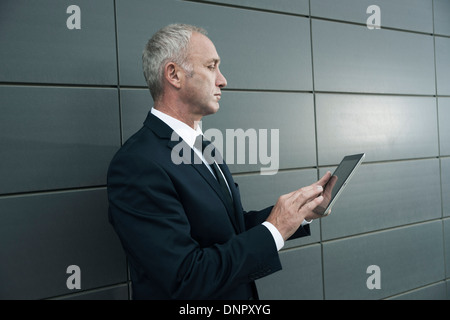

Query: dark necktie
[194,135,233,206]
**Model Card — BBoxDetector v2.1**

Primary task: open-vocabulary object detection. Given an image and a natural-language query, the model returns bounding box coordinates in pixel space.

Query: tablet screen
[315,153,365,216]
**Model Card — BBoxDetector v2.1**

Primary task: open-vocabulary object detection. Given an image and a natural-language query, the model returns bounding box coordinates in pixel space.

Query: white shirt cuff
[262,219,312,251]
[262,221,285,251]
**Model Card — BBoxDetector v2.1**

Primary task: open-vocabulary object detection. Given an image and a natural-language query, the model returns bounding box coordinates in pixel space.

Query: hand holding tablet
[314,153,365,216]
[266,153,364,240]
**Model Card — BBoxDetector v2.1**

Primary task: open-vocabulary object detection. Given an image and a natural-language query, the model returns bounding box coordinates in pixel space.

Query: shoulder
[108,126,168,176]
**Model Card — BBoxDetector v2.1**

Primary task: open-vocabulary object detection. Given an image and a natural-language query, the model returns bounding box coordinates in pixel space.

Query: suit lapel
[145,112,243,233]
[190,150,243,234]
[218,162,245,233]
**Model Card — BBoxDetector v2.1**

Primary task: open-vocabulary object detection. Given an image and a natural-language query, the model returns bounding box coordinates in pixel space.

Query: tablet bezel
[318,153,365,216]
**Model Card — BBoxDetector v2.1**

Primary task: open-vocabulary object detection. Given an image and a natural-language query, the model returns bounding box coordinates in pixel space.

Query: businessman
[107,24,332,299]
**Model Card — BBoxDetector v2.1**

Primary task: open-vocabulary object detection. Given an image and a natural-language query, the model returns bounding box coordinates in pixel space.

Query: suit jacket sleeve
[107,151,282,299]
[242,205,311,240]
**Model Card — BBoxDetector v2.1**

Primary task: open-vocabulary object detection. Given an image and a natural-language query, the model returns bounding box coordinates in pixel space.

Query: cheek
[184,73,215,98]
[184,81,209,103]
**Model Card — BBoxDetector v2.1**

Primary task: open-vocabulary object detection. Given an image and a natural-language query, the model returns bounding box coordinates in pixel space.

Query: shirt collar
[151,107,203,148]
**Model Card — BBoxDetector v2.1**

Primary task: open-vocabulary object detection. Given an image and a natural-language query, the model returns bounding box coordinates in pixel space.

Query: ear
[164,62,183,89]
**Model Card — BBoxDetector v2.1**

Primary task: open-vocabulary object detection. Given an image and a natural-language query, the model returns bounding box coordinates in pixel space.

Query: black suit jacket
[107,112,310,299]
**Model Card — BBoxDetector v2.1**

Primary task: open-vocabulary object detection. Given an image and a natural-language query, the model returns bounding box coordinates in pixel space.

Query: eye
[207,65,216,71]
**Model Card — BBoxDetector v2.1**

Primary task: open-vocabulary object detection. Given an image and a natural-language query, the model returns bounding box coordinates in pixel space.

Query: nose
[216,68,227,89]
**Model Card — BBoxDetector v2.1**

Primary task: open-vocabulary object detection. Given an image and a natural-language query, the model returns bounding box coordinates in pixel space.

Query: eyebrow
[206,58,221,65]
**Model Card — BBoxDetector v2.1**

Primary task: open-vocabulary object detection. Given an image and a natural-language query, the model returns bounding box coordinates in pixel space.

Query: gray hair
[142,24,208,101]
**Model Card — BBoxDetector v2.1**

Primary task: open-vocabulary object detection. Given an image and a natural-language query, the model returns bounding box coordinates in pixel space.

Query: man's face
[180,32,227,117]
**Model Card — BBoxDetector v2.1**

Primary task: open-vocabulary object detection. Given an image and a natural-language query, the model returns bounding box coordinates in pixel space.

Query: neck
[154,101,201,130]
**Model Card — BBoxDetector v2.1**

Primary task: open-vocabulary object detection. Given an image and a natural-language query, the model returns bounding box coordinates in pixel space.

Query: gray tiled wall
[434,0,450,36]
[203,92,316,173]
[316,94,439,164]
[116,0,313,91]
[0,0,117,85]
[322,221,445,300]
[0,86,120,194]
[312,19,436,94]
[0,0,448,300]
[442,158,450,217]
[0,189,127,299]
[439,98,450,156]
[310,0,434,32]
[320,159,442,240]
[436,37,450,95]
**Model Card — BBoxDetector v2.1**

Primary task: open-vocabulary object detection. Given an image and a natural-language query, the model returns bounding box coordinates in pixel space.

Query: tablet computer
[315,153,365,216]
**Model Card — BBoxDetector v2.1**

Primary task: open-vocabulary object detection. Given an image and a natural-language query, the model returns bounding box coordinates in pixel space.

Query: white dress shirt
[151,107,311,251]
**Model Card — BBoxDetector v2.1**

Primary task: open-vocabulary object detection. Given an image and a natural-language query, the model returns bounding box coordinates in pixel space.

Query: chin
[204,104,220,116]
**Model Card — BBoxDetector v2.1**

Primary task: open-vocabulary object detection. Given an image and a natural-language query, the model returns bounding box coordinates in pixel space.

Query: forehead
[187,32,220,62]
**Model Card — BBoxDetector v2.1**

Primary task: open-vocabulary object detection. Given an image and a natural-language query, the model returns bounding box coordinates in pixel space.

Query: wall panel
[120,88,153,142]
[0,0,117,85]
[388,282,447,300]
[0,189,127,299]
[435,37,450,96]
[444,219,450,278]
[54,284,129,300]
[0,86,120,195]
[256,244,323,300]
[442,158,450,218]
[310,0,433,33]
[434,0,450,36]
[316,94,438,165]
[320,159,441,240]
[190,0,310,15]
[312,20,435,94]
[202,92,316,173]
[116,0,313,90]
[439,98,450,156]
[322,221,445,299]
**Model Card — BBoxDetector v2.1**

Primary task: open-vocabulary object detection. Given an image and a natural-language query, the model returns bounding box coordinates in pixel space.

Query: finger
[286,188,302,198]
[322,174,338,197]
[318,207,332,217]
[287,185,313,202]
[316,171,332,187]
[282,188,302,203]
[297,185,323,199]
[291,185,323,208]
[305,195,324,211]
[327,176,338,192]
[328,174,338,189]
